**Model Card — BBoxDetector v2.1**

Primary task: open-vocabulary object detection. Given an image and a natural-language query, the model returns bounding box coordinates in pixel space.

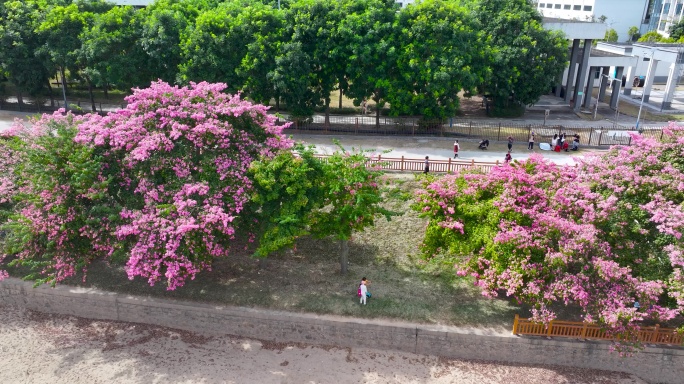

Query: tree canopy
[0,0,568,119]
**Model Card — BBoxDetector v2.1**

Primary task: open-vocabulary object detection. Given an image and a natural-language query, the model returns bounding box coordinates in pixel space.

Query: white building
[535,1,651,42]
[649,0,684,36]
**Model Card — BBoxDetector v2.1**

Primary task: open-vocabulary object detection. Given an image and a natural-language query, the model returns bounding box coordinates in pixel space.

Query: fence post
[598,130,604,146]
[547,321,553,338]
[468,121,472,136]
[447,157,451,173]
[441,120,444,137]
[581,323,588,339]
[355,118,358,134]
[412,121,415,136]
[660,129,665,141]
[513,314,519,335]
[528,124,532,137]
[401,156,405,171]
[628,136,632,146]
[651,324,660,343]
[450,117,453,128]
[588,129,594,146]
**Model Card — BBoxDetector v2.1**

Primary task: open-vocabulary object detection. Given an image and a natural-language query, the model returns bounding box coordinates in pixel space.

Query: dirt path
[0,305,644,384]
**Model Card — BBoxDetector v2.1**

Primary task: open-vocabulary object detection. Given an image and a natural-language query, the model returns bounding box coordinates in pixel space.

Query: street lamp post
[636,53,654,131]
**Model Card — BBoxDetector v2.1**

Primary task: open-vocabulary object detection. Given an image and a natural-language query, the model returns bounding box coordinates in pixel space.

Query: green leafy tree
[475,0,568,112]
[0,0,51,106]
[180,0,284,103]
[387,0,487,118]
[37,1,112,111]
[670,19,684,41]
[276,0,346,121]
[137,0,200,84]
[604,28,618,42]
[627,26,640,42]
[80,5,149,93]
[341,0,399,127]
[638,30,671,43]
[250,143,393,274]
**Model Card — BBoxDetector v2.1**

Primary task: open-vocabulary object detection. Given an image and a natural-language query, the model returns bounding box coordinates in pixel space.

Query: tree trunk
[324,96,331,126]
[60,67,68,109]
[87,79,96,112]
[339,239,349,274]
[17,89,23,111]
[275,94,280,112]
[374,96,381,128]
[338,88,343,109]
[46,78,55,107]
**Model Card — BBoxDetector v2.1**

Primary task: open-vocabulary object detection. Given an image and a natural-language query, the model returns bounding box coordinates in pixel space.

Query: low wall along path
[1,278,682,384]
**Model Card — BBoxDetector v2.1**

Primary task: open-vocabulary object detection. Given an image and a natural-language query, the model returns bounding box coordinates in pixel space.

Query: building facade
[648,0,684,36]
[534,1,651,42]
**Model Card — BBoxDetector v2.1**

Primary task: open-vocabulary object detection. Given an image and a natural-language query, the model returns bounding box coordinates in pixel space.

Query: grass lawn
[6,176,536,331]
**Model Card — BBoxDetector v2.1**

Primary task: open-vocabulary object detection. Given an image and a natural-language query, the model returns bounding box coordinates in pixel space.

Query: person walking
[504,151,512,163]
[528,132,535,150]
[453,140,460,158]
[359,278,369,305]
[507,136,513,151]
[424,156,430,174]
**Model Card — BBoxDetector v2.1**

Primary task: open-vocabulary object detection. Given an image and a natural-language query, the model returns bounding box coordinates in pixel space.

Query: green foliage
[475,0,568,109]
[249,142,393,257]
[180,0,284,103]
[387,0,487,118]
[0,0,51,97]
[627,26,640,42]
[638,31,669,43]
[604,28,618,42]
[248,144,326,256]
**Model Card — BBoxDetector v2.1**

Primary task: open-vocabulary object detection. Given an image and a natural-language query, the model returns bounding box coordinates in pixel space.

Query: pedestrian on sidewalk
[453,140,460,158]
[507,136,513,151]
[505,151,512,163]
[528,132,535,150]
[424,156,430,174]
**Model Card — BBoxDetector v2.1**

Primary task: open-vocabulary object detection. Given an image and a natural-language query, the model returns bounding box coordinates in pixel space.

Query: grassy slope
[4,177,529,331]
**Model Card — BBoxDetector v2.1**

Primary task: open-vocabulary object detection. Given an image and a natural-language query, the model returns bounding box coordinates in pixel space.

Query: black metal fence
[290,116,665,147]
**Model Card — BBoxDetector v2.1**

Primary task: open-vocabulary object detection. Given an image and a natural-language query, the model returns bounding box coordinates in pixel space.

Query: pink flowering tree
[1,112,116,285]
[0,129,26,281]
[2,81,292,289]
[414,126,684,341]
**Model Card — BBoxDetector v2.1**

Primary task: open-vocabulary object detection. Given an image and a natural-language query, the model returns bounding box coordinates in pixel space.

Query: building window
[555,3,561,8]
[677,3,683,15]
[573,5,581,10]
[660,20,668,30]
[546,3,552,8]
[564,4,571,9]
[539,2,544,7]
[664,3,671,14]
[583,5,592,11]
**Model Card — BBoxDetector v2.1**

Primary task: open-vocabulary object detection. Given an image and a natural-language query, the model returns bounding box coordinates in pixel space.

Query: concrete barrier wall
[1,278,682,384]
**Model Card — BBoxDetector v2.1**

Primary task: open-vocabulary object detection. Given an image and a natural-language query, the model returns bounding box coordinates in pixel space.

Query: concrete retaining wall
[1,278,682,384]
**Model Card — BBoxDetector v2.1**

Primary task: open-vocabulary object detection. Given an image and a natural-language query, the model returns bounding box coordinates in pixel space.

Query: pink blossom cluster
[416,125,684,337]
[2,81,291,289]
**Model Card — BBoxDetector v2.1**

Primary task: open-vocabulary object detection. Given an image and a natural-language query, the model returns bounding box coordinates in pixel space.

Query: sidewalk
[292,133,603,166]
